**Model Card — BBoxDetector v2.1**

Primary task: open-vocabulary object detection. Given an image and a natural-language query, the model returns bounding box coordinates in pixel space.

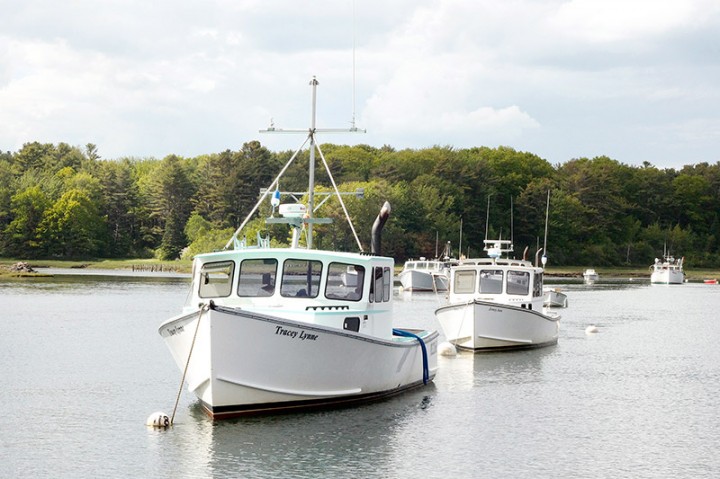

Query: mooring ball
[438,341,457,357]
[146,411,170,428]
[585,325,599,334]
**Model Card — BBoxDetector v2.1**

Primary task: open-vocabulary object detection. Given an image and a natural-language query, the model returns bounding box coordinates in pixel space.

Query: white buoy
[438,341,457,356]
[585,325,599,334]
[146,411,171,428]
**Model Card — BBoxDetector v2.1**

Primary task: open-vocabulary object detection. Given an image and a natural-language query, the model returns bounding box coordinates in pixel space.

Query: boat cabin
[448,257,545,310]
[183,248,395,337]
[402,258,449,273]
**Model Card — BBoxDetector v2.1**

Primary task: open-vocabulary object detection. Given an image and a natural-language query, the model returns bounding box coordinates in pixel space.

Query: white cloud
[551,0,719,43]
[0,0,719,166]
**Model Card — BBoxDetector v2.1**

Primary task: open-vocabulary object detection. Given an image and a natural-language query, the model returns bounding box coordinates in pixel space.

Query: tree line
[1,141,719,267]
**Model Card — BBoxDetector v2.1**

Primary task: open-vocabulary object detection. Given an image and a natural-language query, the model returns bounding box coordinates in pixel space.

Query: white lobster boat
[398,258,450,292]
[435,240,560,351]
[650,255,685,284]
[158,78,438,419]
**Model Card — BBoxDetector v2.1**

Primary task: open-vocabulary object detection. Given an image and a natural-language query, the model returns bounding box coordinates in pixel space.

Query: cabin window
[507,270,530,295]
[479,269,503,294]
[533,272,543,297]
[454,270,476,294]
[280,259,322,298]
[198,261,235,298]
[370,266,392,303]
[237,258,278,297]
[326,263,365,301]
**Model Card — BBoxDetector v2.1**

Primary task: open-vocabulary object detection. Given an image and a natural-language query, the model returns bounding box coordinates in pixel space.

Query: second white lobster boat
[435,240,560,351]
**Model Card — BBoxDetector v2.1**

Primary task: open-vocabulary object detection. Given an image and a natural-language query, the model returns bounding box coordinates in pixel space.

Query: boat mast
[484,195,491,242]
[248,77,366,251]
[542,190,550,266]
[458,217,463,259]
[307,77,319,248]
[510,196,514,252]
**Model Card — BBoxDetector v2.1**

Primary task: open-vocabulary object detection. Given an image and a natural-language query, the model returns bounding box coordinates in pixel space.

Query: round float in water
[438,342,457,356]
[146,411,170,428]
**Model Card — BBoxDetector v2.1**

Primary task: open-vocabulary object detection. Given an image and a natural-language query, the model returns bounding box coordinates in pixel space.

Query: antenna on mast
[351,0,357,130]
[252,77,365,250]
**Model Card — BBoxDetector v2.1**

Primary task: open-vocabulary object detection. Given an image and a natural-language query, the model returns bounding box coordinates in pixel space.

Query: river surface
[1,270,719,478]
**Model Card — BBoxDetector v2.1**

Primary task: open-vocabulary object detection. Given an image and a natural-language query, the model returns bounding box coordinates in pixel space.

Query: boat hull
[435,300,559,351]
[399,270,448,292]
[159,305,438,418]
[650,270,684,284]
[543,289,568,308]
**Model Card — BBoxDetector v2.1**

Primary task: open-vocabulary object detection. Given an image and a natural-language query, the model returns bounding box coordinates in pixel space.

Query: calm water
[2,271,719,478]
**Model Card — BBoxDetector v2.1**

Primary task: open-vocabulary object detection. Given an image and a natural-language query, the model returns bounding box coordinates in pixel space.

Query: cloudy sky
[2,0,719,168]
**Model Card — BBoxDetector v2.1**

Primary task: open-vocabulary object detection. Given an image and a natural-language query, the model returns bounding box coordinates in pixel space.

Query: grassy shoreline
[0,258,193,275]
[2,258,719,281]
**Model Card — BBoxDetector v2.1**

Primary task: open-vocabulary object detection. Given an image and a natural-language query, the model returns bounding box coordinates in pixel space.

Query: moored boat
[398,258,451,292]
[158,78,438,419]
[543,287,568,308]
[435,239,560,351]
[583,268,599,283]
[650,255,685,284]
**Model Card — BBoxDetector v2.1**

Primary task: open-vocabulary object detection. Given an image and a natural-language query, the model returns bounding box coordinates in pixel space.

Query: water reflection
[161,387,437,478]
[436,346,557,393]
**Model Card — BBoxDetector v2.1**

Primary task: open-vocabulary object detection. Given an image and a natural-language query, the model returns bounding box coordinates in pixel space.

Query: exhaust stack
[371,201,391,255]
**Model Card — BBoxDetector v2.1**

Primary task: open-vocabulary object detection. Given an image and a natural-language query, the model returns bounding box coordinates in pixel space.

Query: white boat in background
[435,192,559,351]
[399,241,456,292]
[158,78,438,420]
[435,239,560,351]
[650,255,685,284]
[398,258,451,292]
[543,287,568,308]
[583,268,599,283]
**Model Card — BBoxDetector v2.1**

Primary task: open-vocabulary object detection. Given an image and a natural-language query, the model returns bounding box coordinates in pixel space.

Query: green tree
[2,186,50,257]
[146,155,195,260]
[37,189,105,257]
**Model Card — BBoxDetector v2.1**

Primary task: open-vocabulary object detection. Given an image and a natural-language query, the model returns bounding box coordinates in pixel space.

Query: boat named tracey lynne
[158,78,438,419]
[435,239,560,351]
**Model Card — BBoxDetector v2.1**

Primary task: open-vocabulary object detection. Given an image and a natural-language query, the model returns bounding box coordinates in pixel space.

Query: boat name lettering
[489,307,503,313]
[274,326,318,341]
[166,325,185,336]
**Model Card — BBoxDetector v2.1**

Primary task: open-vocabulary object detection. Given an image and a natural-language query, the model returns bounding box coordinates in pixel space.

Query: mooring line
[170,303,208,426]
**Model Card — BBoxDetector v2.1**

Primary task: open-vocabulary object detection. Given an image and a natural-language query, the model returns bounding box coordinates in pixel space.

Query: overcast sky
[2,0,719,169]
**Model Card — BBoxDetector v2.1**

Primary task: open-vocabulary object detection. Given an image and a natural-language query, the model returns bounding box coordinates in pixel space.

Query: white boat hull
[160,305,438,418]
[543,289,568,308]
[435,300,559,351]
[651,270,684,284]
[399,270,448,292]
